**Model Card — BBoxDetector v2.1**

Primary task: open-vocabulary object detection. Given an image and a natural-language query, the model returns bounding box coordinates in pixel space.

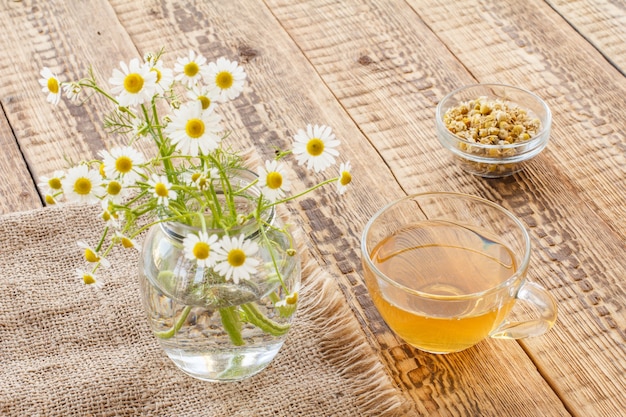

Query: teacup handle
[491,281,558,339]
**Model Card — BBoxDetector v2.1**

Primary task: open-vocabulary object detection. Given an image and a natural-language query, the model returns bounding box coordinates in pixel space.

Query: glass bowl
[436,84,551,178]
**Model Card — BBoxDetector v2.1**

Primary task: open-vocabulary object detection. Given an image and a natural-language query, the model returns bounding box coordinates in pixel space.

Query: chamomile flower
[76,268,104,288]
[275,283,301,308]
[214,234,260,284]
[100,179,128,204]
[147,58,174,93]
[203,57,246,103]
[186,84,217,110]
[293,124,340,173]
[39,67,62,105]
[184,167,219,190]
[165,101,222,156]
[61,164,103,203]
[77,241,111,268]
[183,231,220,268]
[336,161,352,195]
[109,58,157,107]
[257,160,291,203]
[38,170,65,195]
[148,174,177,207]
[62,82,82,102]
[44,193,58,205]
[114,231,141,252]
[98,146,145,186]
[174,50,208,87]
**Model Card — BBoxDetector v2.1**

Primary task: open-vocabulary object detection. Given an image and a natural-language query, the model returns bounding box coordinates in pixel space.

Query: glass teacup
[361,192,557,354]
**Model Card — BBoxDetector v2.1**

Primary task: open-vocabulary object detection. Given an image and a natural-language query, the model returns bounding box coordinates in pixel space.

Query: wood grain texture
[0,0,623,415]
[107,0,571,415]
[264,0,625,416]
[0,106,42,214]
[0,0,141,210]
[546,0,626,75]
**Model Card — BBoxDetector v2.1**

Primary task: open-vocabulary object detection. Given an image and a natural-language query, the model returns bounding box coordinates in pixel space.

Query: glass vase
[137,173,301,382]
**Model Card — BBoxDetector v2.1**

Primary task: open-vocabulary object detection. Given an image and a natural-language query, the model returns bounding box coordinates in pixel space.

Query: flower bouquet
[38,49,352,381]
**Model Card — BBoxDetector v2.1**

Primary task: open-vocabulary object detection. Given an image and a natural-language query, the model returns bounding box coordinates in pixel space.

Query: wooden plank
[0,106,42,214]
[546,0,626,75]
[261,0,626,416]
[0,0,141,214]
[108,0,572,415]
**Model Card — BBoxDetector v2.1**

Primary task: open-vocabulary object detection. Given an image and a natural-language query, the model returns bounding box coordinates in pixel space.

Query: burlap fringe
[292,229,414,417]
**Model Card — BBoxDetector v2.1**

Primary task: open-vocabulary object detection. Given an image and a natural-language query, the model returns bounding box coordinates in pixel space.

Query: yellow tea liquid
[365,220,517,353]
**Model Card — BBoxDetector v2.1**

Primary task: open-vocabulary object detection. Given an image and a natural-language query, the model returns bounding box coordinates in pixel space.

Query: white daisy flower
[100,200,123,228]
[148,174,177,206]
[184,167,220,190]
[148,58,174,93]
[203,57,246,103]
[109,58,157,107]
[62,82,82,102]
[39,67,62,105]
[76,268,104,289]
[44,193,59,205]
[336,161,352,195]
[257,160,291,203]
[165,101,222,156]
[214,234,260,284]
[38,170,65,195]
[77,240,111,268]
[275,283,301,308]
[114,231,141,252]
[186,84,218,110]
[100,179,128,204]
[98,146,145,185]
[174,50,208,87]
[183,231,220,268]
[61,164,103,203]
[293,124,340,173]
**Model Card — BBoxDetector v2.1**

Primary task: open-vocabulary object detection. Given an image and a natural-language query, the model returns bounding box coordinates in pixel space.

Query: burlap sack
[0,204,412,416]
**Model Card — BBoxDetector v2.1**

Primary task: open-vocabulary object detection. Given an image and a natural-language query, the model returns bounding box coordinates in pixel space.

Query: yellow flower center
[99,163,106,177]
[198,95,211,110]
[47,77,59,94]
[45,195,56,205]
[107,181,122,196]
[83,274,96,285]
[185,118,205,139]
[184,62,199,77]
[150,67,162,83]
[84,248,99,263]
[286,292,299,305]
[102,211,111,222]
[48,177,62,190]
[73,177,92,195]
[306,138,324,156]
[227,248,246,267]
[216,71,233,89]
[121,237,134,248]
[340,171,352,186]
[115,156,133,174]
[154,182,169,197]
[266,172,283,190]
[193,242,210,260]
[123,73,144,94]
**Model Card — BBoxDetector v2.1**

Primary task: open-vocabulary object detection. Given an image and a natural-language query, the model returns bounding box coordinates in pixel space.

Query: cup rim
[361,191,531,301]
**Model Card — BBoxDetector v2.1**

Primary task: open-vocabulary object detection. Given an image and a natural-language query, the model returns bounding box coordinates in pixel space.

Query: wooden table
[1,0,624,415]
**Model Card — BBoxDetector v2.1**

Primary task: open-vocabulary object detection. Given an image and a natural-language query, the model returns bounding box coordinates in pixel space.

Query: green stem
[241,303,291,336]
[155,305,192,339]
[220,306,245,346]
